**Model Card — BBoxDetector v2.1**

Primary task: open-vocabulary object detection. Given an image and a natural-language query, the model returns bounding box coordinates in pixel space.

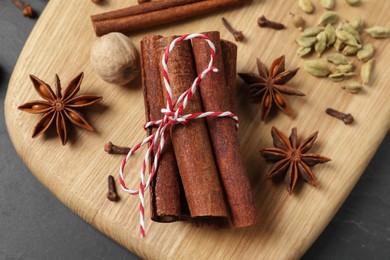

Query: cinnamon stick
[91,0,198,22]
[221,40,237,113]
[192,31,258,227]
[156,36,228,219]
[92,0,243,36]
[141,35,183,222]
[192,40,237,229]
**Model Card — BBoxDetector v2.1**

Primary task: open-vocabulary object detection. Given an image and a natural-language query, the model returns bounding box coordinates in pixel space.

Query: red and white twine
[118,34,239,237]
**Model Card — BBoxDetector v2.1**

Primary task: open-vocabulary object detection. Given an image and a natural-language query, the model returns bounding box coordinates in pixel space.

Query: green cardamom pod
[365,26,390,39]
[290,12,306,31]
[336,63,354,73]
[361,58,375,85]
[318,11,339,26]
[329,72,355,82]
[297,47,312,57]
[296,36,317,47]
[328,73,345,82]
[315,31,328,57]
[342,45,361,56]
[321,0,335,10]
[324,24,336,47]
[341,22,361,43]
[336,28,361,48]
[342,81,362,93]
[299,0,314,13]
[302,27,324,37]
[326,53,350,65]
[350,17,364,32]
[333,39,345,52]
[357,44,375,62]
[346,0,360,6]
[304,60,330,77]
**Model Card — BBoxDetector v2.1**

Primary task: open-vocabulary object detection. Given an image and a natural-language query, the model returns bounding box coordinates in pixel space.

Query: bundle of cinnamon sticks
[91,0,244,36]
[141,31,257,228]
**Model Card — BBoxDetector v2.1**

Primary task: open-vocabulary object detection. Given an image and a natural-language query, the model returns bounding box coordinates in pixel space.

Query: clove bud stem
[325,108,354,125]
[104,141,131,155]
[11,0,34,17]
[258,15,285,30]
[222,17,244,42]
[107,175,120,202]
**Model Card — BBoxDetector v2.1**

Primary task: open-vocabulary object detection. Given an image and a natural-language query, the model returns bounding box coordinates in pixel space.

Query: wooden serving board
[5,0,390,259]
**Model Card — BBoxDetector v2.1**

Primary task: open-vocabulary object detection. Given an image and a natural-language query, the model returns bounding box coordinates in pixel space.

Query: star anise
[238,55,304,120]
[260,127,331,194]
[18,72,102,145]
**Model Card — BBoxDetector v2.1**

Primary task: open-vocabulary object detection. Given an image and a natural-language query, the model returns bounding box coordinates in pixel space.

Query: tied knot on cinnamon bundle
[119,34,239,237]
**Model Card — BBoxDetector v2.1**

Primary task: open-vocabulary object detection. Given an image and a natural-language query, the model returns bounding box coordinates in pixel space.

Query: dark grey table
[1,1,389,259]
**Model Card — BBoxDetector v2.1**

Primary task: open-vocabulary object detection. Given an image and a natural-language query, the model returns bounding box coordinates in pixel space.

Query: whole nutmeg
[90,33,140,85]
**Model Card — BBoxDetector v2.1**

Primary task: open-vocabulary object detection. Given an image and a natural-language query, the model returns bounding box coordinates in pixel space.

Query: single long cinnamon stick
[141,35,183,222]
[92,0,243,36]
[156,36,228,219]
[192,31,258,227]
[91,0,198,22]
[192,40,237,229]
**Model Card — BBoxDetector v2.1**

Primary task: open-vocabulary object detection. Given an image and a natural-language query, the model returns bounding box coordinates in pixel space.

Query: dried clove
[221,17,244,42]
[325,108,354,124]
[258,15,286,30]
[107,175,120,202]
[104,141,131,154]
[11,0,34,17]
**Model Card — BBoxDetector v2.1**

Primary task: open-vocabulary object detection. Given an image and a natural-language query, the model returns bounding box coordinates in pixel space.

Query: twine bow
[118,34,239,237]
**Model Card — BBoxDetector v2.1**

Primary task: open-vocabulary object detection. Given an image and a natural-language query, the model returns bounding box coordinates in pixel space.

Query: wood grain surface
[4,0,390,259]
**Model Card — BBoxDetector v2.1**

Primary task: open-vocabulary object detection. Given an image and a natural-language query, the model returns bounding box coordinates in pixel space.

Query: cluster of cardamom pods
[291,2,390,93]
